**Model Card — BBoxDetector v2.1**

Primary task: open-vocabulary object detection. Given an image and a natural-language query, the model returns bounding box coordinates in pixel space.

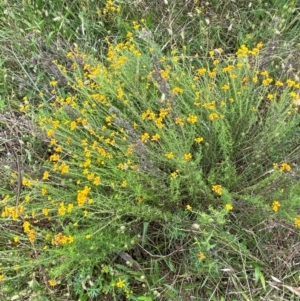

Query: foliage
[0,0,300,300]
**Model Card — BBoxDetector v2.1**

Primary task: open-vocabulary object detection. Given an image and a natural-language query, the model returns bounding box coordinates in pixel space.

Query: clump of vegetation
[1,1,300,300]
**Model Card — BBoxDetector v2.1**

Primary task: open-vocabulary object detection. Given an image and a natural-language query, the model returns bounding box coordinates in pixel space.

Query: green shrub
[1,28,300,299]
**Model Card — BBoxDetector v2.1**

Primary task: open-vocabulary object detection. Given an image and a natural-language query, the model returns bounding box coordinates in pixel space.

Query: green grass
[0,0,300,300]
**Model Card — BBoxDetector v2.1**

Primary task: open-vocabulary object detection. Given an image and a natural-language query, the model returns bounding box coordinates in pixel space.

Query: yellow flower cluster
[170,170,179,179]
[294,217,300,228]
[1,206,24,220]
[48,279,57,287]
[184,153,192,161]
[77,186,91,207]
[186,204,192,211]
[197,252,205,261]
[209,113,219,121]
[115,278,126,288]
[279,163,291,172]
[273,162,291,172]
[51,233,74,246]
[272,201,281,212]
[172,87,184,94]
[236,42,263,58]
[212,185,222,195]
[225,204,233,211]
[187,114,198,124]
[141,107,170,129]
[23,221,35,243]
[194,137,204,143]
[165,152,174,159]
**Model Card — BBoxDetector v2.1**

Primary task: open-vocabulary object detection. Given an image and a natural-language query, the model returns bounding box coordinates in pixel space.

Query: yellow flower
[118,163,125,170]
[262,78,273,86]
[28,229,36,243]
[294,217,300,228]
[286,79,295,87]
[87,173,95,181]
[165,152,174,159]
[184,153,192,161]
[83,159,91,168]
[42,208,50,216]
[77,186,91,207]
[170,170,179,179]
[209,113,219,121]
[121,180,127,187]
[23,221,31,233]
[42,171,49,180]
[197,68,207,75]
[41,188,47,195]
[0,274,4,282]
[67,204,74,213]
[175,117,184,126]
[260,70,269,77]
[70,121,77,130]
[186,204,192,211]
[172,87,184,94]
[67,235,74,243]
[197,252,205,261]
[50,138,57,146]
[221,84,230,90]
[49,153,60,162]
[52,120,60,129]
[151,133,160,141]
[154,117,164,129]
[101,265,109,273]
[116,278,125,288]
[141,132,150,142]
[58,203,66,216]
[160,69,169,79]
[52,233,68,245]
[194,137,204,143]
[225,204,233,211]
[212,184,222,195]
[159,108,169,118]
[272,201,280,212]
[85,234,91,239]
[187,114,198,124]
[59,162,70,174]
[93,176,101,186]
[279,163,291,172]
[256,42,263,49]
[222,65,234,72]
[22,178,32,188]
[48,279,57,286]
[49,80,58,87]
[209,70,217,78]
